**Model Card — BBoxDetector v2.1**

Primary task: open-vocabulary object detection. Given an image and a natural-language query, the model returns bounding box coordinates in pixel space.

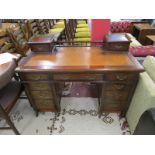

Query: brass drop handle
[113,84,125,90]
[114,45,123,49]
[116,75,127,81]
[32,75,41,80]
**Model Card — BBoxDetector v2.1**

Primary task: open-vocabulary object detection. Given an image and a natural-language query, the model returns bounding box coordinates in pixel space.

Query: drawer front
[101,101,123,111]
[105,73,136,82]
[24,73,49,81]
[28,83,51,91]
[30,90,53,99]
[30,44,52,52]
[103,90,129,102]
[107,42,130,51]
[53,73,104,81]
[105,83,130,91]
[34,99,57,111]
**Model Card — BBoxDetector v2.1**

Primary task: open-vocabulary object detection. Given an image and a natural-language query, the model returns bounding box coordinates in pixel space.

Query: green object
[143,56,155,82]
[77,24,89,28]
[77,20,86,24]
[52,22,64,28]
[126,56,155,134]
[76,28,90,32]
[74,38,91,42]
[75,32,91,38]
[49,28,63,33]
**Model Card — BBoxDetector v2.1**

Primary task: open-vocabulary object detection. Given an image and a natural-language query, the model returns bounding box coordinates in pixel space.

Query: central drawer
[24,73,49,81]
[53,73,104,81]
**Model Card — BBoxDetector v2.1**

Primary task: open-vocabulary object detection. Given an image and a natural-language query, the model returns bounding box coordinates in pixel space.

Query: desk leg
[97,83,103,118]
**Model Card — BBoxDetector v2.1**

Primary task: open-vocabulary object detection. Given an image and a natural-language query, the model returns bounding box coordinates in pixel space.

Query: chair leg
[0,106,20,135]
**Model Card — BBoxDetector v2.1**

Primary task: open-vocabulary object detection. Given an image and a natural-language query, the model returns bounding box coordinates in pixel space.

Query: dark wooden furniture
[105,33,130,51]
[0,59,23,135]
[145,35,155,45]
[7,24,29,56]
[16,47,144,117]
[28,34,56,52]
[0,23,17,54]
[132,23,155,45]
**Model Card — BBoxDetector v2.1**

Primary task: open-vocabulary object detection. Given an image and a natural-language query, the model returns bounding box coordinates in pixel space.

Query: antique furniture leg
[0,105,20,135]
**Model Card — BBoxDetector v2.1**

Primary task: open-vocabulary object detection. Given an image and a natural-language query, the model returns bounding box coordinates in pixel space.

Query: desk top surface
[17,47,144,72]
[106,33,129,42]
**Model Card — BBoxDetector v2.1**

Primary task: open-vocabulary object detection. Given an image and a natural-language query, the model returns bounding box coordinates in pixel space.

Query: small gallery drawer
[29,44,53,53]
[53,73,104,81]
[106,42,130,51]
[24,73,49,81]
[28,83,51,91]
[103,90,129,102]
[34,99,57,111]
[105,73,136,82]
[30,90,53,99]
[105,83,130,91]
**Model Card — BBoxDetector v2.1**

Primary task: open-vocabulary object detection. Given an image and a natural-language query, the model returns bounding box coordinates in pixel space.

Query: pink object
[110,21,131,33]
[129,46,155,57]
[91,19,111,42]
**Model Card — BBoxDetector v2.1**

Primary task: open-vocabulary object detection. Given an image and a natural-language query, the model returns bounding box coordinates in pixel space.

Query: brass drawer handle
[114,45,123,49]
[34,76,41,80]
[116,75,127,81]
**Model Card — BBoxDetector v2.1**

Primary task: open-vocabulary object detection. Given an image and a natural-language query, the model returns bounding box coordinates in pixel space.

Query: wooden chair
[7,23,29,56]
[65,19,91,45]
[0,25,16,54]
[25,19,40,39]
[0,59,23,135]
[48,19,65,33]
[36,19,49,34]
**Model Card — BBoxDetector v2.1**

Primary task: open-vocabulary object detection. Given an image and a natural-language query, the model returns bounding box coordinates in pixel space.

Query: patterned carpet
[0,97,130,135]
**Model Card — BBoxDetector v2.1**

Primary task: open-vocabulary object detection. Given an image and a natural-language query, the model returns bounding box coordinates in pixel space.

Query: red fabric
[110,21,131,33]
[91,19,111,42]
[129,46,155,57]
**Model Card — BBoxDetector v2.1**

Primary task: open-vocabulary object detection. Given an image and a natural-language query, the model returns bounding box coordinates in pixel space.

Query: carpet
[0,97,130,135]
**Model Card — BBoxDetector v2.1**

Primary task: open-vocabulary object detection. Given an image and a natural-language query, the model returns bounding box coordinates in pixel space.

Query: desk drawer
[105,73,136,82]
[105,83,130,91]
[107,42,130,51]
[24,73,49,81]
[103,90,129,102]
[53,73,104,81]
[30,90,53,99]
[28,83,51,91]
[34,99,57,111]
[101,101,123,111]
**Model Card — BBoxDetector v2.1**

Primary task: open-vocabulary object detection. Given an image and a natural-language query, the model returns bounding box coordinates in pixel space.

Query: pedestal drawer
[103,90,129,102]
[105,83,130,91]
[34,99,57,111]
[28,83,51,91]
[101,101,123,112]
[105,73,137,82]
[30,90,53,99]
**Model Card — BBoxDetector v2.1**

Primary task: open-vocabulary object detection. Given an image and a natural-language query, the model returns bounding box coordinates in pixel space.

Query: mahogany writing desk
[16,47,144,117]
